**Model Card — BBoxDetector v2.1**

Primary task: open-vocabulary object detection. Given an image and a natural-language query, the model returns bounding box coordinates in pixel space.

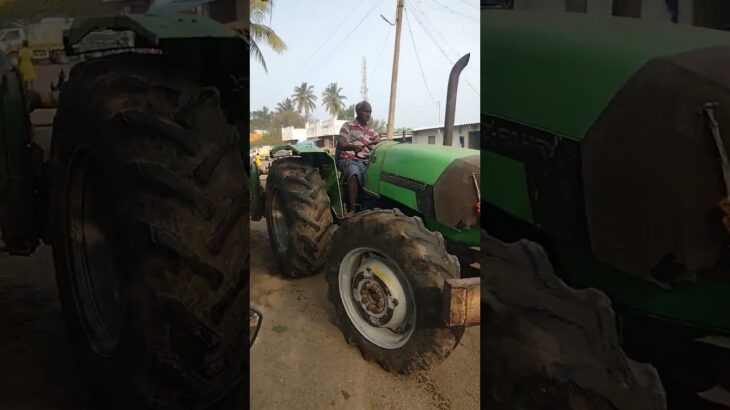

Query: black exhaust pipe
[443,53,470,147]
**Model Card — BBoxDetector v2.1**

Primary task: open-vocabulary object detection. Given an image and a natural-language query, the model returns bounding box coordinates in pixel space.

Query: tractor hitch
[442,277,480,327]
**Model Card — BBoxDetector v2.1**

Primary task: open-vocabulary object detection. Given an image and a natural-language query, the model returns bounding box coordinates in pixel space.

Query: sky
[251,0,480,130]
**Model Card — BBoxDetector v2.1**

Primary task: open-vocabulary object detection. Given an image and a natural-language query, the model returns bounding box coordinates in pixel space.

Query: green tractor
[251,55,480,374]
[1,13,249,410]
[484,10,730,400]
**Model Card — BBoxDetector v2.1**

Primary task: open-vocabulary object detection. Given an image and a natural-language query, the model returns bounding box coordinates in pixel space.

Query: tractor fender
[270,145,345,219]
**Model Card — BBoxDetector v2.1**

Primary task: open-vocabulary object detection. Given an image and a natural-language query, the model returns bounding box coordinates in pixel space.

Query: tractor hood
[367,142,480,232]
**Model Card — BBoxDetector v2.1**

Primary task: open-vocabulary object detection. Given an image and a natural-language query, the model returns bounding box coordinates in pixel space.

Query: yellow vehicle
[255,147,271,174]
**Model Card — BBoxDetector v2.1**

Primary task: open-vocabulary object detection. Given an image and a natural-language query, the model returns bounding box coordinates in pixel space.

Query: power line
[369,23,392,86]
[407,0,460,60]
[280,0,367,90]
[404,8,438,105]
[406,0,480,96]
[303,0,386,86]
[431,0,479,23]
[457,0,479,10]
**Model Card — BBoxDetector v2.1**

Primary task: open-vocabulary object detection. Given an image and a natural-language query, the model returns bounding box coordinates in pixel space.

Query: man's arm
[337,126,362,152]
[338,136,362,152]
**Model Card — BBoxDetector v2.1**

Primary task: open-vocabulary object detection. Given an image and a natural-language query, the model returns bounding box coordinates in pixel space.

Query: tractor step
[442,277,480,327]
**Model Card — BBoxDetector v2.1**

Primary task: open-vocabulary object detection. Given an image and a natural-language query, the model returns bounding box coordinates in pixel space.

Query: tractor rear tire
[482,231,666,410]
[264,158,334,278]
[50,54,249,410]
[325,209,464,374]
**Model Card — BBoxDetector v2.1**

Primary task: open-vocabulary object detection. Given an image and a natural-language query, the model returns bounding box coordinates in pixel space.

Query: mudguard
[270,144,344,219]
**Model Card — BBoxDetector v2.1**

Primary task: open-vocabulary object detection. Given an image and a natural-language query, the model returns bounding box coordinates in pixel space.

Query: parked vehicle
[0,18,73,65]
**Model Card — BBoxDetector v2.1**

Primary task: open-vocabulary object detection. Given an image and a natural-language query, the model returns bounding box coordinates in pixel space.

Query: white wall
[305,119,346,139]
[411,124,480,147]
[281,126,307,142]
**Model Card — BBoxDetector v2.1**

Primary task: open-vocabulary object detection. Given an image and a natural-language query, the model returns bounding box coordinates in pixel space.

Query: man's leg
[347,174,359,217]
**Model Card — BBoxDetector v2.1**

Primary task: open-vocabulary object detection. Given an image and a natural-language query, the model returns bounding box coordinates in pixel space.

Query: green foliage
[251,99,305,147]
[250,0,286,73]
[275,97,295,113]
[338,104,356,121]
[370,118,386,135]
[394,127,413,136]
[321,82,346,119]
[251,105,273,131]
[292,81,316,121]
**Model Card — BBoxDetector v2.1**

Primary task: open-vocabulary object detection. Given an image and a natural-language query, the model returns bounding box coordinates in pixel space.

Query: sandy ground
[249,215,481,410]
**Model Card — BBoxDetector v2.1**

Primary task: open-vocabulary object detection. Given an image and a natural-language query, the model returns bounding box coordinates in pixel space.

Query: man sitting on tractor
[336,101,381,217]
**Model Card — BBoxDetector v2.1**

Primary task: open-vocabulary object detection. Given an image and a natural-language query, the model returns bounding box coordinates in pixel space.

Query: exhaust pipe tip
[443,53,471,147]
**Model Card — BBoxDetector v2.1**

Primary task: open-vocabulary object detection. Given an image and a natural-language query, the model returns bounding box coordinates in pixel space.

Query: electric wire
[407,0,460,60]
[279,0,367,91]
[431,0,479,23]
[457,0,480,10]
[369,22,393,87]
[406,0,480,96]
[303,0,386,86]
[405,8,438,105]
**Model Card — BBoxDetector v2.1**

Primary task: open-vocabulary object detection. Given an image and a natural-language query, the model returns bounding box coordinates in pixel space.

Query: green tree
[251,105,273,130]
[394,127,413,136]
[250,0,286,73]
[269,110,305,142]
[338,104,356,121]
[321,82,347,119]
[292,82,317,121]
[275,97,296,114]
[370,119,386,135]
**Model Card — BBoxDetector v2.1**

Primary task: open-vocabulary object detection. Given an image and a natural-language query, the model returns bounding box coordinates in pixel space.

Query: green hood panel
[482,10,730,140]
[371,142,479,186]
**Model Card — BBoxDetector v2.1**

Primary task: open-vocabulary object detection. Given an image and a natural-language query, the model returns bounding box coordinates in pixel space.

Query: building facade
[411,123,480,149]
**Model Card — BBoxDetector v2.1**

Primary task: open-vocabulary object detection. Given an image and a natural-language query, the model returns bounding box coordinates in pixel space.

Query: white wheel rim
[338,247,416,349]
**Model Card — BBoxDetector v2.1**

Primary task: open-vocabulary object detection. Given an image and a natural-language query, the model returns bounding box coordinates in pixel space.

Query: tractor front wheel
[325,209,464,374]
[265,158,334,277]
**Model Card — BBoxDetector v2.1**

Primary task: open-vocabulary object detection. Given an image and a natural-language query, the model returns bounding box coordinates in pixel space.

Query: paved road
[249,217,481,410]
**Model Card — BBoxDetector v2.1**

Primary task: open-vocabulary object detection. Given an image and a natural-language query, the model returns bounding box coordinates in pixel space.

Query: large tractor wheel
[325,209,464,374]
[482,231,667,410]
[49,54,249,409]
[264,158,333,278]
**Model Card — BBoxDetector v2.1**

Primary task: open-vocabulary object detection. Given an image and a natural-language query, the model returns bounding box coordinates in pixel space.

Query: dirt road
[249,218,481,410]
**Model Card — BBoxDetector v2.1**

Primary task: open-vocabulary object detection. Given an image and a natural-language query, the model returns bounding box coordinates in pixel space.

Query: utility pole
[385,0,404,140]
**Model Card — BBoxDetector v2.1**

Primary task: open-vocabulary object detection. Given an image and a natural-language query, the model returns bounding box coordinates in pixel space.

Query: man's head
[355,101,372,125]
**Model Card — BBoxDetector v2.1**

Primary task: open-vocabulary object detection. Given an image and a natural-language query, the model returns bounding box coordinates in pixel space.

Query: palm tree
[276,98,296,114]
[292,82,317,121]
[321,83,347,119]
[250,0,287,73]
